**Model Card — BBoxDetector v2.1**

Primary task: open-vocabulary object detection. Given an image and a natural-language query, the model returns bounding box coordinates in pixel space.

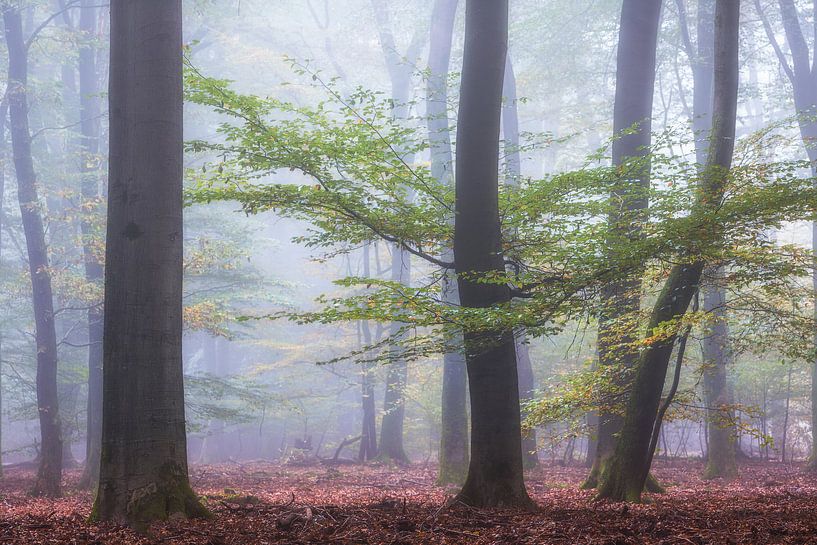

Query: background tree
[2,2,63,498]
[597,0,741,502]
[584,0,662,490]
[426,0,468,485]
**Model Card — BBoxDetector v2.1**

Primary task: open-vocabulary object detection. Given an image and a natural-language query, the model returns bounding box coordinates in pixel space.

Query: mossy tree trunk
[3,5,63,498]
[92,0,207,528]
[426,0,469,485]
[453,0,533,509]
[597,0,740,502]
[585,0,661,490]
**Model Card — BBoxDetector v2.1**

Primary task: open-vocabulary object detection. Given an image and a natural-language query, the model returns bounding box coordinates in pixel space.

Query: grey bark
[502,53,538,469]
[77,0,104,489]
[597,0,740,502]
[584,0,662,490]
[92,0,207,526]
[3,5,63,498]
[426,0,468,485]
[453,0,533,508]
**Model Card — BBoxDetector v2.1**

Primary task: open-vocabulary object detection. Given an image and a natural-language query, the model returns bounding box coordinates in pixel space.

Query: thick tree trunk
[502,54,539,470]
[92,0,207,527]
[453,0,533,509]
[584,0,662,490]
[597,0,740,502]
[3,6,63,498]
[426,0,469,485]
[76,0,104,490]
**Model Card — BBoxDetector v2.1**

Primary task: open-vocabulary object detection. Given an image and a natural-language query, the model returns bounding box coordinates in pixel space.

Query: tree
[453,0,533,508]
[755,0,817,473]
[584,0,662,490]
[596,0,741,502]
[502,52,539,469]
[677,0,738,481]
[92,0,208,526]
[76,0,104,489]
[426,0,468,485]
[3,3,63,498]
[370,0,425,465]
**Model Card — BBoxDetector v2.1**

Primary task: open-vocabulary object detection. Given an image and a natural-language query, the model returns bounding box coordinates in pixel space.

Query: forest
[2,0,817,543]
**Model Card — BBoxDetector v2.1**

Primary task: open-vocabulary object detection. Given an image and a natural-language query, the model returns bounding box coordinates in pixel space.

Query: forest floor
[0,459,816,544]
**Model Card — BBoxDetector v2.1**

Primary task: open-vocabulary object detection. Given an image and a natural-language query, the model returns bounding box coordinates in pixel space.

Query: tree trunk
[426,0,469,485]
[3,6,63,498]
[76,0,104,490]
[597,0,740,502]
[701,273,738,479]
[584,0,662,490]
[358,246,378,462]
[370,2,424,465]
[379,246,411,464]
[502,54,539,470]
[0,95,7,480]
[686,0,738,481]
[757,0,817,471]
[453,0,533,509]
[92,0,207,527]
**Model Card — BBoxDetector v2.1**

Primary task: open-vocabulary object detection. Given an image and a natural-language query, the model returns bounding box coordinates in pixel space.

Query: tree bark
[370,1,424,464]
[597,0,740,502]
[502,53,539,470]
[453,0,533,508]
[77,0,104,490]
[0,93,7,480]
[92,0,207,527]
[426,0,469,485]
[357,245,378,462]
[584,0,662,490]
[3,5,63,498]
[756,0,817,472]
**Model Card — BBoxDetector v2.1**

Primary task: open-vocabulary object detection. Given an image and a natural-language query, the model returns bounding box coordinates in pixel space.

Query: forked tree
[596,0,741,502]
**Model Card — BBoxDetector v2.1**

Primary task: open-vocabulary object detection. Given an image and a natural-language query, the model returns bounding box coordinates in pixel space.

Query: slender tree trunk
[597,0,740,502]
[3,5,63,498]
[584,0,662,490]
[92,0,207,527]
[76,0,104,489]
[682,0,739,481]
[780,366,792,463]
[358,246,378,462]
[0,97,6,479]
[453,0,533,508]
[701,273,738,479]
[379,246,411,464]
[426,0,468,485]
[370,2,424,464]
[502,54,539,470]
